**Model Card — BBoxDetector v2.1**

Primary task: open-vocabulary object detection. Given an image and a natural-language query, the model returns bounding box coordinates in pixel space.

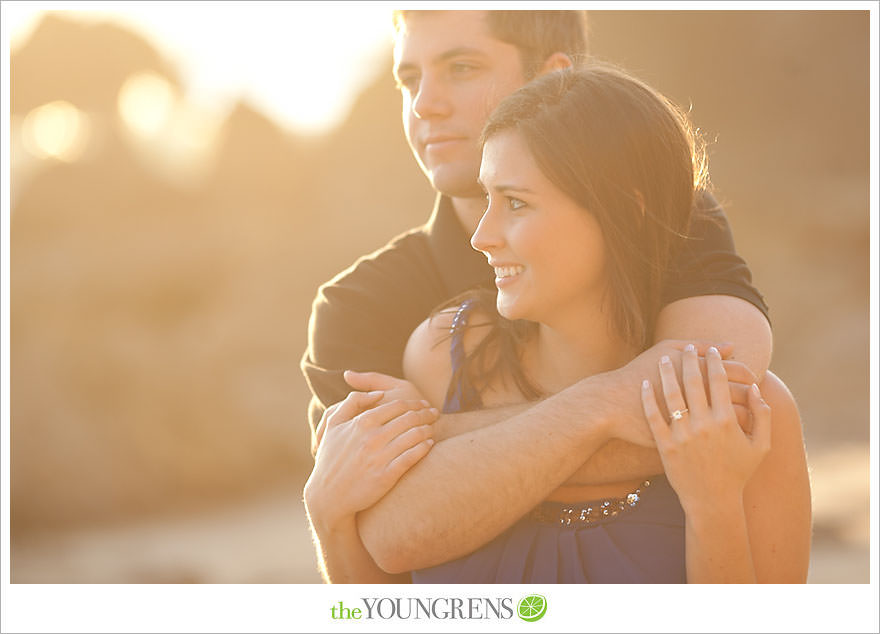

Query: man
[302,10,772,577]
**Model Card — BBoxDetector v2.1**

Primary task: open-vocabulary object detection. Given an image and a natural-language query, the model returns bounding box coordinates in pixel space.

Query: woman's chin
[497,298,527,322]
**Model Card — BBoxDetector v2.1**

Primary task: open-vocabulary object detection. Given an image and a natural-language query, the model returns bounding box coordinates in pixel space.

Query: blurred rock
[11,13,182,115]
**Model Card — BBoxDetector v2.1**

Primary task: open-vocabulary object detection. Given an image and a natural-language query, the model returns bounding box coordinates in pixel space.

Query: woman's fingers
[705,347,732,413]
[658,354,689,426]
[344,370,401,392]
[384,418,435,458]
[328,390,385,427]
[378,408,438,482]
[353,398,431,429]
[314,399,350,452]
[680,344,709,417]
[314,402,338,446]
[641,380,671,445]
[381,406,437,439]
[385,438,434,482]
[314,411,329,450]
[748,383,772,452]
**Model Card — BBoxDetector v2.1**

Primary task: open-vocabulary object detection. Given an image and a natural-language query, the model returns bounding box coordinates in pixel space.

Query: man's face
[392,11,528,199]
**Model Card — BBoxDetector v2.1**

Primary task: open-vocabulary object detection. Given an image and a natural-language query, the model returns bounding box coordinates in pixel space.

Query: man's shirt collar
[424,194,492,296]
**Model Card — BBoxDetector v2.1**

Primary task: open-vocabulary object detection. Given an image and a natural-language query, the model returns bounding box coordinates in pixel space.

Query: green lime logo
[517,594,547,622]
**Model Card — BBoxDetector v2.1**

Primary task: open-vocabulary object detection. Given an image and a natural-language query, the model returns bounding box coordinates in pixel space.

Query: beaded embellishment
[448,299,474,334]
[530,480,651,527]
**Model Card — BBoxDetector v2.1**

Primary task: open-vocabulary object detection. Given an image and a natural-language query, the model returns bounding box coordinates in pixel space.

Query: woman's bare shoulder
[403,304,494,408]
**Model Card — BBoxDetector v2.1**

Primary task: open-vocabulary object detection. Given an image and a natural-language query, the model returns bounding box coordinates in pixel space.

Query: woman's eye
[508,197,526,211]
[451,62,477,74]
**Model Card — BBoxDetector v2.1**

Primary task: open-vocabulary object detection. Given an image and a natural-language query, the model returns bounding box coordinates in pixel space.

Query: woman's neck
[526,302,638,394]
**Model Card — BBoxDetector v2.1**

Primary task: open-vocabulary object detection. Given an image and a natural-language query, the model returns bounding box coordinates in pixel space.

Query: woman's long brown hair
[436,64,707,403]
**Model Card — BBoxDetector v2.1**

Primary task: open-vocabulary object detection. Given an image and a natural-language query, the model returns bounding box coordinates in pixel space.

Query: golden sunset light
[8,4,392,135]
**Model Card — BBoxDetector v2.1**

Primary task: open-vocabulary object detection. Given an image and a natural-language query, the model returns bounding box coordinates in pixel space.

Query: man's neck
[450,195,487,236]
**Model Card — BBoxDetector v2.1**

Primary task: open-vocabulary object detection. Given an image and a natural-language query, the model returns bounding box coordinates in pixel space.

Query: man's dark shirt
[301,192,768,441]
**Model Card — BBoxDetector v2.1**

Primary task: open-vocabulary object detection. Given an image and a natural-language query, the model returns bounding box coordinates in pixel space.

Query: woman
[306,65,811,583]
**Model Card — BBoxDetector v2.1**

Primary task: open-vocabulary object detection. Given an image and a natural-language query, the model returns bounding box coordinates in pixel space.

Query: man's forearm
[357,383,615,574]
[357,297,772,572]
[306,510,411,584]
[435,403,664,487]
[564,440,664,485]
[431,402,532,442]
[568,296,773,485]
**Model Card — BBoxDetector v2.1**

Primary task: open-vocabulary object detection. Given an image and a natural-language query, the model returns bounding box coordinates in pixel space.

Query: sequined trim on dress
[529,480,652,527]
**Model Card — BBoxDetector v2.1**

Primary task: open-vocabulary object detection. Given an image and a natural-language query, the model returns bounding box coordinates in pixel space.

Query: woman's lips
[494,264,525,287]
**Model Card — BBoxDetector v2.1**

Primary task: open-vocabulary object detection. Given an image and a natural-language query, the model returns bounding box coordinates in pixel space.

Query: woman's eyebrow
[495,184,535,194]
[478,179,535,195]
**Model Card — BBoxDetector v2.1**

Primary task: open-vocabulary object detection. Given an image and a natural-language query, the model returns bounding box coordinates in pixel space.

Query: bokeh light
[21,100,90,161]
[116,70,222,185]
[117,71,175,138]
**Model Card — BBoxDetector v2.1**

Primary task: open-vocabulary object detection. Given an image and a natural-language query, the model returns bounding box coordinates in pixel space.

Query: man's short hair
[393,10,590,78]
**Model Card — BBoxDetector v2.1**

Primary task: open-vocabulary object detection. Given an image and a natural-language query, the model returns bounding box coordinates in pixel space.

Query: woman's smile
[493,264,525,287]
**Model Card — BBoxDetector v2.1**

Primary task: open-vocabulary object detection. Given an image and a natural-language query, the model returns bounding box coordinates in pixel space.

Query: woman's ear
[536,52,574,76]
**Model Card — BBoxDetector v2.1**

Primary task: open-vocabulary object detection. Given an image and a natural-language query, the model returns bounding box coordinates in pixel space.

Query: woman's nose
[470,207,502,254]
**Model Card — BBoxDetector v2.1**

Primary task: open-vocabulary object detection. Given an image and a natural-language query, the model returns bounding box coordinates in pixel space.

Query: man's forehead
[392,10,503,65]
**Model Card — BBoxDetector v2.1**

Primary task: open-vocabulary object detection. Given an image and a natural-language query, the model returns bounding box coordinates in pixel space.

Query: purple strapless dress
[411,300,686,583]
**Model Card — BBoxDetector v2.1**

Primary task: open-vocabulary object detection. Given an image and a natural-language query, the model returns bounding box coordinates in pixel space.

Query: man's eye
[396,76,419,93]
[451,62,477,75]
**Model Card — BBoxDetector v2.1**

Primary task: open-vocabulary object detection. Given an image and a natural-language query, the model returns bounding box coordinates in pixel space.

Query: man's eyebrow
[435,47,488,62]
[395,47,488,75]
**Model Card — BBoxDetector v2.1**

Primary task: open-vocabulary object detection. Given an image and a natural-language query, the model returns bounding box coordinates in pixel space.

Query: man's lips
[422,135,467,149]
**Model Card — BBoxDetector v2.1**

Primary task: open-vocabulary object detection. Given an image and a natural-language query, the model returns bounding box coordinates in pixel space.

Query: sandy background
[8,10,871,583]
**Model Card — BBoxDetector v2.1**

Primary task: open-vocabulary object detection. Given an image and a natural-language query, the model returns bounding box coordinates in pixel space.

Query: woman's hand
[304,390,437,533]
[640,344,771,512]
[343,370,427,405]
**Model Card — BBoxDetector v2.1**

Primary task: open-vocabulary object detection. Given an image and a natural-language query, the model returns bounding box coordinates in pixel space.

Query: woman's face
[472,130,607,327]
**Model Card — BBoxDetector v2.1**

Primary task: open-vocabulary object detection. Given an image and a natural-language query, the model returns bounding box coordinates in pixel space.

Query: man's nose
[412,74,451,119]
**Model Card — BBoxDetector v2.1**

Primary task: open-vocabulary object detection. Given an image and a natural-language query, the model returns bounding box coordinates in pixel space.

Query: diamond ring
[670,408,688,421]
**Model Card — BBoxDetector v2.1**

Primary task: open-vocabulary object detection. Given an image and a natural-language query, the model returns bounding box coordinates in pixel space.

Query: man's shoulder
[311,223,451,325]
[319,225,436,295]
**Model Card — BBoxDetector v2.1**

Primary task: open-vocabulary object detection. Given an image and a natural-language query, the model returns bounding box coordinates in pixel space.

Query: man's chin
[427,167,483,199]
